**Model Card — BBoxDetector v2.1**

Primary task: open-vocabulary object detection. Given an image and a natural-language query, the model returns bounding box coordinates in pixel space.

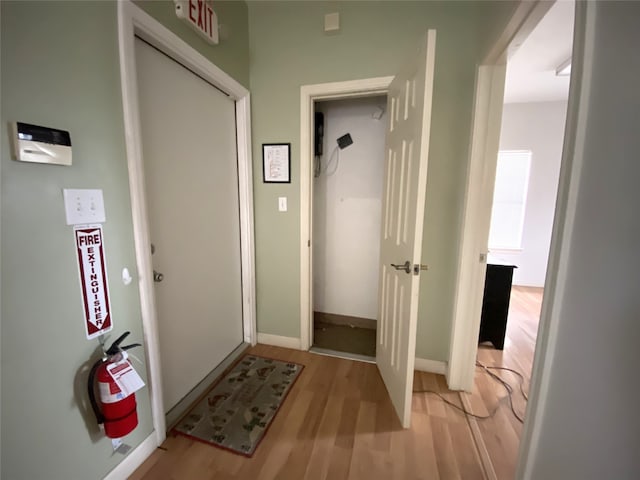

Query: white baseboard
[414,357,447,375]
[103,432,157,480]
[257,333,302,350]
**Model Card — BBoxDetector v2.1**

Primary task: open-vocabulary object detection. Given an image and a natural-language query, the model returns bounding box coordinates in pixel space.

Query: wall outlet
[63,189,106,225]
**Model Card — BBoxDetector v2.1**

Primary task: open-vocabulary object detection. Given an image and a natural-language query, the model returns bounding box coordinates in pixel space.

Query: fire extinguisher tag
[106,359,145,397]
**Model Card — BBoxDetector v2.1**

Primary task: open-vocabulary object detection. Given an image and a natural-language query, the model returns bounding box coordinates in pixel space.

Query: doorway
[310,96,387,360]
[298,76,392,352]
[134,37,246,426]
[465,2,575,478]
[118,0,255,455]
[300,31,437,428]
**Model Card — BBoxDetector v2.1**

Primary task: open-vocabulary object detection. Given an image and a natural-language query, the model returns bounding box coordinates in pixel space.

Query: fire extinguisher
[88,331,141,438]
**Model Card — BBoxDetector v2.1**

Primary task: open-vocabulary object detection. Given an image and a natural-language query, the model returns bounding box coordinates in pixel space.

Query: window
[488,150,532,250]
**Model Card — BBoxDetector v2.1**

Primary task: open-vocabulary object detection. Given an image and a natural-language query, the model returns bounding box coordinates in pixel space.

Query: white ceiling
[504,0,575,104]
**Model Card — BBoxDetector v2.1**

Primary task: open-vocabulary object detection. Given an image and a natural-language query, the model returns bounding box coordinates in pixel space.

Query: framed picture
[262,143,291,183]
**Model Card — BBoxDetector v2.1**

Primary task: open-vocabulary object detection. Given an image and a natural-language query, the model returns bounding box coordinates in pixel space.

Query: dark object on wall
[314,112,324,156]
[337,133,353,150]
[479,261,517,350]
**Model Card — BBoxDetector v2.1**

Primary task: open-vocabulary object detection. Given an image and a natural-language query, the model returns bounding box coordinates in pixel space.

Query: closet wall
[313,96,387,321]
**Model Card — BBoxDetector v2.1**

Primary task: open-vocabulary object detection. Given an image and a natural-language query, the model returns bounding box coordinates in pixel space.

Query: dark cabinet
[479,261,517,350]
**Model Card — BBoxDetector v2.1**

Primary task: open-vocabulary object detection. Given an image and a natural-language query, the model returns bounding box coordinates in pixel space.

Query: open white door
[377,30,436,428]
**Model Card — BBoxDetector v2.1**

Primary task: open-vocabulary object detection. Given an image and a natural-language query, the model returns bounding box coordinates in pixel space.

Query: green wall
[0,1,249,479]
[1,2,152,479]
[0,0,517,477]
[248,1,516,361]
[134,0,250,88]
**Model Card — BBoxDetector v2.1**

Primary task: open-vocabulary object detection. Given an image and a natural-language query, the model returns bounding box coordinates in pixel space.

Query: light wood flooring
[131,286,542,480]
[470,286,543,479]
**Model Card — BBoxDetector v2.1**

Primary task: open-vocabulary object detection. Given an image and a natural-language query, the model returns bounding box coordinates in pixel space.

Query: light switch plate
[324,12,340,32]
[278,197,287,212]
[63,189,106,225]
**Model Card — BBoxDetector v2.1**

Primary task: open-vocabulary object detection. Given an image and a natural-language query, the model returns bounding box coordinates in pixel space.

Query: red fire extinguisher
[88,331,141,438]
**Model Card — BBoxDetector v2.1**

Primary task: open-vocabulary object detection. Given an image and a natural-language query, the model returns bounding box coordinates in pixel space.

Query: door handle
[153,270,164,283]
[391,260,412,274]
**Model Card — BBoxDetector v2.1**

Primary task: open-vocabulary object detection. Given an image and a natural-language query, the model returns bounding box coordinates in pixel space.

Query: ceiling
[503,0,575,104]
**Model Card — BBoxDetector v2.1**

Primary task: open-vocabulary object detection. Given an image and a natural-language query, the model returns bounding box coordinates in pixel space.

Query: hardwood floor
[131,344,486,479]
[130,287,542,480]
[470,286,543,479]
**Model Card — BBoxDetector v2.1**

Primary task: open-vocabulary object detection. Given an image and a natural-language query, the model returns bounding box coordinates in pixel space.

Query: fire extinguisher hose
[88,358,106,425]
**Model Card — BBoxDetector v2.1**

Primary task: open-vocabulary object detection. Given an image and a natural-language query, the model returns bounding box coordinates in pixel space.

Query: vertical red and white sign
[75,225,113,339]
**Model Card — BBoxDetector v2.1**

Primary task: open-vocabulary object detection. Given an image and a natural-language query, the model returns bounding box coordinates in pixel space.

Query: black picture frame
[262,143,291,183]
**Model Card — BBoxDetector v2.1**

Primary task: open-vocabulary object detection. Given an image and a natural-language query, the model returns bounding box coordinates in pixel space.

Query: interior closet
[311,95,387,359]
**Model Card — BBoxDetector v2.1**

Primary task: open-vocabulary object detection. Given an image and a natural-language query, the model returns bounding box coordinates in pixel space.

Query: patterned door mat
[173,354,303,456]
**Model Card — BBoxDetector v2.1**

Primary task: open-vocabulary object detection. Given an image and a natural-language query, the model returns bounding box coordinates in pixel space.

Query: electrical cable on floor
[476,361,526,423]
[412,389,504,420]
[479,363,529,401]
[413,362,529,423]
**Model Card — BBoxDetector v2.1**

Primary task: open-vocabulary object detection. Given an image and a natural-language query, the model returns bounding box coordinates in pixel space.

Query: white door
[134,38,244,413]
[377,30,436,428]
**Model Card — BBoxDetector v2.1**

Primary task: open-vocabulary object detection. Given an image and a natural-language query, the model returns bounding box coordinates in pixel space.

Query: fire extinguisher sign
[74,225,113,340]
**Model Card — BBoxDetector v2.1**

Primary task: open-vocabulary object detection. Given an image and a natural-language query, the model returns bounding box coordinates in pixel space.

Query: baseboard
[414,357,447,375]
[103,432,157,480]
[257,333,302,350]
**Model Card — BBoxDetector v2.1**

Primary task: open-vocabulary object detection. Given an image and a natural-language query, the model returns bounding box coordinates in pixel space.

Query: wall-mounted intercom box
[10,122,72,166]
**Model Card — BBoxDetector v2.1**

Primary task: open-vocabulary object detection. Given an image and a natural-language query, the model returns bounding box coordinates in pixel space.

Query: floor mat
[173,354,303,456]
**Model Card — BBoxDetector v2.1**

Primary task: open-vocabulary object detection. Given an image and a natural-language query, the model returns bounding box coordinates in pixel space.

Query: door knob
[391,260,412,274]
[153,270,164,282]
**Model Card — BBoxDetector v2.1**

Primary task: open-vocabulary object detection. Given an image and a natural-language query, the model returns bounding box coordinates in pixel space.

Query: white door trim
[445,0,585,476]
[300,76,393,350]
[447,63,506,390]
[117,0,256,458]
[517,1,590,476]
[447,0,554,391]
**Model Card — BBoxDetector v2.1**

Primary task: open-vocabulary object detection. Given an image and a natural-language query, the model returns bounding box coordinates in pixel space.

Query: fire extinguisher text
[75,226,112,339]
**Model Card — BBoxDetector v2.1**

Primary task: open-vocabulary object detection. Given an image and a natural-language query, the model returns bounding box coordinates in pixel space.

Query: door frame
[117,0,256,448]
[299,76,393,351]
[446,0,587,476]
[447,0,554,390]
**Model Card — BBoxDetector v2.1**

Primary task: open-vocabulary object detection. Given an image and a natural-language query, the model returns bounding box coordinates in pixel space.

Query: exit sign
[175,0,219,45]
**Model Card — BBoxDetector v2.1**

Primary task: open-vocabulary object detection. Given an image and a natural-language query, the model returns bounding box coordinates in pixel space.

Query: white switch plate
[278,197,287,212]
[324,12,340,32]
[63,189,106,225]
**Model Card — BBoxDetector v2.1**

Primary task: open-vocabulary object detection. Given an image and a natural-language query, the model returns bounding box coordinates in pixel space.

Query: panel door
[377,30,437,428]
